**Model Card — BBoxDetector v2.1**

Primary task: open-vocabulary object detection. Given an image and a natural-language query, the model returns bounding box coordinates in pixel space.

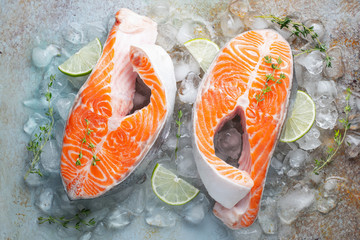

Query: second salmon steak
[193,29,293,228]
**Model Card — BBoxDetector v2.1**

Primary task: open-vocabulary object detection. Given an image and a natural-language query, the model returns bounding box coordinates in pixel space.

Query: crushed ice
[21,2,359,238]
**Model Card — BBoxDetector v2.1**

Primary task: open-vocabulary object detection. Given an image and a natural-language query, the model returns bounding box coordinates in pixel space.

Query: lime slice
[59,38,102,77]
[151,163,200,205]
[184,38,220,71]
[280,90,316,143]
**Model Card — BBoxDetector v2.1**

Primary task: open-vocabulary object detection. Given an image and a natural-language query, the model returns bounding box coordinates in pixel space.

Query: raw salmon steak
[60,9,176,200]
[193,29,293,228]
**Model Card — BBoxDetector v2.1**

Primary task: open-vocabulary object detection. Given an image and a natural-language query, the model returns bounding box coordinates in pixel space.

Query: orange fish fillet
[193,29,293,228]
[60,9,176,199]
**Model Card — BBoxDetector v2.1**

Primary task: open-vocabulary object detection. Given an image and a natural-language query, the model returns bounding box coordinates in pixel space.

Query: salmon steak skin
[193,29,293,228]
[60,9,176,200]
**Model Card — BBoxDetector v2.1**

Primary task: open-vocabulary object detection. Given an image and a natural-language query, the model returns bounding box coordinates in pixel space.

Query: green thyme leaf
[313,88,352,173]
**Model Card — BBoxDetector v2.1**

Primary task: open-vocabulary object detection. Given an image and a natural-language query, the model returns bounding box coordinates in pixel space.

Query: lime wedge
[151,163,200,205]
[184,38,220,71]
[280,90,316,143]
[59,38,102,77]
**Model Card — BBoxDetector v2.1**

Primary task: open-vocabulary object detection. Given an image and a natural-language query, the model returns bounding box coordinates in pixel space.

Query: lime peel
[280,90,316,143]
[151,163,200,205]
[59,38,102,77]
[184,38,220,71]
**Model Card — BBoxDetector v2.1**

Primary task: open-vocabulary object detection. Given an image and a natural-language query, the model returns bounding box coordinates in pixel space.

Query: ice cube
[23,112,50,135]
[308,171,323,185]
[23,97,49,111]
[171,49,201,82]
[68,75,88,89]
[40,140,61,174]
[92,222,107,237]
[54,120,65,148]
[175,147,199,178]
[84,21,107,43]
[176,20,211,43]
[277,187,315,224]
[310,80,338,102]
[32,45,60,68]
[177,193,209,224]
[174,59,200,82]
[105,207,132,229]
[41,67,68,97]
[243,11,269,30]
[178,72,201,104]
[56,93,76,121]
[148,0,170,23]
[296,51,324,75]
[323,178,342,197]
[123,186,145,216]
[156,24,178,51]
[258,198,278,234]
[270,156,283,171]
[144,181,178,228]
[79,232,92,240]
[232,221,263,240]
[296,126,321,151]
[161,134,177,153]
[24,172,47,187]
[324,46,344,80]
[286,149,309,168]
[315,102,338,129]
[220,12,244,37]
[145,206,177,227]
[286,168,300,178]
[346,132,360,158]
[316,196,337,214]
[229,0,249,18]
[63,22,84,44]
[294,63,305,88]
[36,188,54,213]
[355,97,360,111]
[287,142,298,150]
[287,168,300,178]
[179,107,194,138]
[304,20,325,40]
[52,191,78,216]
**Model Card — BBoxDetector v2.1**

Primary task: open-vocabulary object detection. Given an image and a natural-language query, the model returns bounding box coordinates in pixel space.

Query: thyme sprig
[313,88,352,174]
[255,55,285,103]
[76,119,100,166]
[256,15,332,67]
[24,74,56,179]
[38,208,96,231]
[174,110,183,159]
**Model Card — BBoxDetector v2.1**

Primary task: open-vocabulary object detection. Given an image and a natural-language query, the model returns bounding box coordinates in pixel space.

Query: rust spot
[144,228,159,240]
[330,38,360,47]
[340,0,360,17]
[12,184,31,208]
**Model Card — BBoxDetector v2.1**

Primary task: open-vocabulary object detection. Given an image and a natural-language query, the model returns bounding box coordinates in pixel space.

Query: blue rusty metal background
[0,0,359,239]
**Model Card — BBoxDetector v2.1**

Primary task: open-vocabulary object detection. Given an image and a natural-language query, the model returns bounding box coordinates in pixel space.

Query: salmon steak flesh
[193,29,293,229]
[60,9,176,200]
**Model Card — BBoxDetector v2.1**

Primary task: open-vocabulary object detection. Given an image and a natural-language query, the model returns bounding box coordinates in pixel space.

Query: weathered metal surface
[0,0,359,239]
